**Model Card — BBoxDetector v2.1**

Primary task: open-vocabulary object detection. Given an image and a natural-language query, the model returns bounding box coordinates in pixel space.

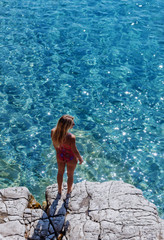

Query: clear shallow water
[0,0,164,217]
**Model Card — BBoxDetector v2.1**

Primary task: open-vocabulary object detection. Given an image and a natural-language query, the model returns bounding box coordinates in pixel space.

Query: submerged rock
[0,181,163,240]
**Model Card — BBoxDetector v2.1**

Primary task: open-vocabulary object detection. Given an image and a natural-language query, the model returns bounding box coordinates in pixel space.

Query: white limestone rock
[0,221,25,238]
[0,181,164,240]
[0,187,30,224]
[63,181,164,240]
[0,186,54,240]
[0,187,31,239]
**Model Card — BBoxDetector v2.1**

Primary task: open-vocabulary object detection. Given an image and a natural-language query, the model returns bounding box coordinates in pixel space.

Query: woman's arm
[51,129,58,151]
[71,135,83,164]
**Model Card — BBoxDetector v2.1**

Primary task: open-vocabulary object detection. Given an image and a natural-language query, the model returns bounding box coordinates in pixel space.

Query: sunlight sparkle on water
[0,0,163,217]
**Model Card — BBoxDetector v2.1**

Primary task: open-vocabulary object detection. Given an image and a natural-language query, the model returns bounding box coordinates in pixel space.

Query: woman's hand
[71,135,83,164]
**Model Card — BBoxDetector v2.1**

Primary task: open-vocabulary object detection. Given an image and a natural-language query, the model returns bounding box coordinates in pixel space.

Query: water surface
[0,0,164,217]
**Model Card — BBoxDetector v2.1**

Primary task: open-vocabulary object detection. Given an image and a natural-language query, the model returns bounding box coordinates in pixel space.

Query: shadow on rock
[27,193,71,240]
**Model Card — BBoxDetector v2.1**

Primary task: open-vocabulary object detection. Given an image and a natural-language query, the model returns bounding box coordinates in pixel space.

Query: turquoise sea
[0,0,164,217]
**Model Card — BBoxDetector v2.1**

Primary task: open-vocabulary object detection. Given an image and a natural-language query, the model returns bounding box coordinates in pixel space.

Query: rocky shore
[0,181,164,240]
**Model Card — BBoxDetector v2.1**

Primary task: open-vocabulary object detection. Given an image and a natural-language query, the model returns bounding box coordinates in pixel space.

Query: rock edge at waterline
[0,181,164,240]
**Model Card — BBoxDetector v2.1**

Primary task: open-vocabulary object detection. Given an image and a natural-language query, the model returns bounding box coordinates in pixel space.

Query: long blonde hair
[52,115,74,147]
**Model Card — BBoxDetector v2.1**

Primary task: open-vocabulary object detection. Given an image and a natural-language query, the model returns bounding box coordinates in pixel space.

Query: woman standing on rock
[51,115,83,195]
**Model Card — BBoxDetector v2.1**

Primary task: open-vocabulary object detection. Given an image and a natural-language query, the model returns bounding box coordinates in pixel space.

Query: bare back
[51,128,83,164]
[51,129,74,148]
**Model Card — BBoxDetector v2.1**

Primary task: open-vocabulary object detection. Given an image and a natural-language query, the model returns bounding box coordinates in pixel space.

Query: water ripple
[0,0,164,217]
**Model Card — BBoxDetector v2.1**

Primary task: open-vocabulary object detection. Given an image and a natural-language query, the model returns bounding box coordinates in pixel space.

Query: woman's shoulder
[66,133,76,143]
[67,132,75,138]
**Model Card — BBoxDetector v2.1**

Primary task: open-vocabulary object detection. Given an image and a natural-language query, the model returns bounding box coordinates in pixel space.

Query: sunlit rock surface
[0,181,164,240]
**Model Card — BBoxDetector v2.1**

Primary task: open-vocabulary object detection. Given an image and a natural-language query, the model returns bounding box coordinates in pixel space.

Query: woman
[51,115,83,195]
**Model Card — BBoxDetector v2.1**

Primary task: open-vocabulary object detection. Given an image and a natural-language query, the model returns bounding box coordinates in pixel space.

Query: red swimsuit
[57,144,75,162]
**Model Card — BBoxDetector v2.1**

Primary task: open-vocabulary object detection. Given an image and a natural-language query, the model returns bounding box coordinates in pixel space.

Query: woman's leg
[57,157,66,194]
[66,158,77,194]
